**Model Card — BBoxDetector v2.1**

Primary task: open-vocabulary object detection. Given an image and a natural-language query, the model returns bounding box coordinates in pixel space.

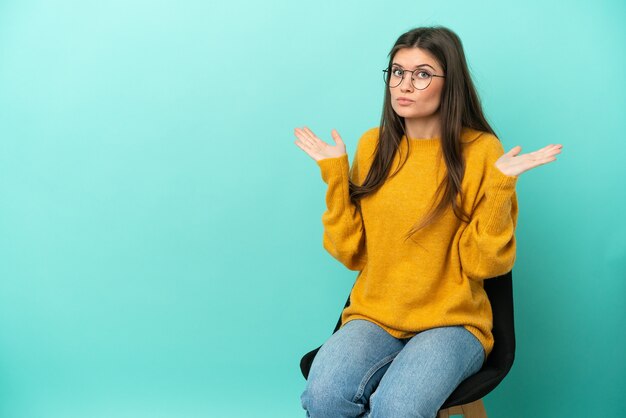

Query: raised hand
[294,126,347,162]
[495,144,563,177]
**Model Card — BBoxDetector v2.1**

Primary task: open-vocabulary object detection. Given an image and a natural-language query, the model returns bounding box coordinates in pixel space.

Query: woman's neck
[404,115,441,140]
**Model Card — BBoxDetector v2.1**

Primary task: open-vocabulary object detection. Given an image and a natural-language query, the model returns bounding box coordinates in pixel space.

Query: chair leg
[438,399,487,418]
[437,405,462,418]
[437,408,449,418]
[461,399,487,418]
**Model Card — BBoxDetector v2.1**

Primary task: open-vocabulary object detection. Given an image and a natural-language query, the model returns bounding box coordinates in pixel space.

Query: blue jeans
[301,319,485,418]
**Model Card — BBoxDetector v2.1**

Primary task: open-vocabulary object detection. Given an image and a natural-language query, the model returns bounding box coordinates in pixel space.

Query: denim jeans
[300,319,485,418]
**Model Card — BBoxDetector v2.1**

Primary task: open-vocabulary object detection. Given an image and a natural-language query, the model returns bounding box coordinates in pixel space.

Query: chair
[299,270,515,418]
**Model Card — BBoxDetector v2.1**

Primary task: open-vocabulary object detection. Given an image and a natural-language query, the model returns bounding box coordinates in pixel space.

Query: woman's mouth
[396,98,414,106]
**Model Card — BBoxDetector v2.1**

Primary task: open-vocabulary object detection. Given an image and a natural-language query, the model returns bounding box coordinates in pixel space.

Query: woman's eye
[417,71,431,78]
[392,68,404,77]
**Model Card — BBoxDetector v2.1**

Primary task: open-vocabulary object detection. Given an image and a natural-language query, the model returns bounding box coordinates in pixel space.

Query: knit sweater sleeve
[458,137,519,281]
[316,142,367,271]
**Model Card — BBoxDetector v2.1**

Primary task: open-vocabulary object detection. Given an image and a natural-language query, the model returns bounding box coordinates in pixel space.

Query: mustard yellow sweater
[316,126,518,360]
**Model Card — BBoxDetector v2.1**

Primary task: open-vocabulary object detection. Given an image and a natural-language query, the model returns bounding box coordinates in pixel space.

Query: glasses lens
[383,69,401,88]
[412,72,432,90]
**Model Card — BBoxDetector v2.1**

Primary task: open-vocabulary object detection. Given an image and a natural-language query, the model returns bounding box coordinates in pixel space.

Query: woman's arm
[317,150,367,271]
[458,139,519,281]
[294,126,368,271]
[458,136,563,280]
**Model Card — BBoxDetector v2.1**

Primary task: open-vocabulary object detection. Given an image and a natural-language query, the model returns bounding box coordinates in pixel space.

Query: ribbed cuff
[484,169,518,234]
[316,154,349,184]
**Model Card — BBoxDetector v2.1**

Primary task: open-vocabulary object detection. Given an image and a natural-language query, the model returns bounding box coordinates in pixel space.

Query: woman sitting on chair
[293,26,561,418]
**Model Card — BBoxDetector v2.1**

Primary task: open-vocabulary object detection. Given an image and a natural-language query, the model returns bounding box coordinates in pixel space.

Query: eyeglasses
[382,65,446,90]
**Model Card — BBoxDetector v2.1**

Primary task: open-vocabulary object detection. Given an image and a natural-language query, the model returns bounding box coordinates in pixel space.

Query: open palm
[496,144,563,176]
[294,126,347,162]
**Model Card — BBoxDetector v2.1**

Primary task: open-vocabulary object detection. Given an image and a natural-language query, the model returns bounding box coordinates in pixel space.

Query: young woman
[293,26,562,418]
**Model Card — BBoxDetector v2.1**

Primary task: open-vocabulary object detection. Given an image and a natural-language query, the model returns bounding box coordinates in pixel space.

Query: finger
[535,144,563,153]
[546,147,562,156]
[294,128,305,139]
[303,126,322,144]
[520,156,558,171]
[532,147,562,159]
[523,145,563,160]
[294,128,314,147]
[330,129,344,145]
[506,145,522,156]
[294,140,320,160]
[294,139,309,153]
[295,128,316,146]
[533,155,558,165]
[294,138,310,150]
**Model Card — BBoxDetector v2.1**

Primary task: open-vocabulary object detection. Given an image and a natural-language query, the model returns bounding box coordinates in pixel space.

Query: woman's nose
[400,74,414,92]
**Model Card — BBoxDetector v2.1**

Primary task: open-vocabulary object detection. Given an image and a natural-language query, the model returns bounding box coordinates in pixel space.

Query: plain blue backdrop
[0,0,624,417]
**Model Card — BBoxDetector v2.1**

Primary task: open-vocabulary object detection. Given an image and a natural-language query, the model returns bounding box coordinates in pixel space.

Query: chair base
[437,399,487,418]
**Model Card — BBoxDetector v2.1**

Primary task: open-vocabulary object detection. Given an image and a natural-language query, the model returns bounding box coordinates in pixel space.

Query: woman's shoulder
[360,126,380,143]
[461,127,497,144]
[461,127,504,154]
[461,127,507,177]
[354,126,380,156]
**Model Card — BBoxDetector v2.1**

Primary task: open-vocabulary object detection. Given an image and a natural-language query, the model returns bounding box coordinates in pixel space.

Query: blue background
[0,0,624,417]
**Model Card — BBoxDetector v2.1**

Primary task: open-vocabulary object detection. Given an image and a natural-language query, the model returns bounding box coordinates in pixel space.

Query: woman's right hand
[294,126,347,162]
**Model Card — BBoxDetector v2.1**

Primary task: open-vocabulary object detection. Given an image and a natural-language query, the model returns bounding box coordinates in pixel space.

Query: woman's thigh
[367,326,484,418]
[301,319,405,418]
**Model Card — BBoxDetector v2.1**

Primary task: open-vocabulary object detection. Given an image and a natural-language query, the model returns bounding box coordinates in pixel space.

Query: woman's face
[388,47,445,120]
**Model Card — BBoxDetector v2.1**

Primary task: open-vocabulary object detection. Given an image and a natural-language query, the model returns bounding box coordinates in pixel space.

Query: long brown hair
[349,26,498,243]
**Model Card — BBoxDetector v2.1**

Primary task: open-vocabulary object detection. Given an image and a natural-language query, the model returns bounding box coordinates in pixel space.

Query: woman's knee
[300,374,362,417]
[300,320,403,416]
[368,386,436,418]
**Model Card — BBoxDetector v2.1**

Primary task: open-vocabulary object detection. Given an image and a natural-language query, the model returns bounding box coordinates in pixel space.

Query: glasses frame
[382,66,446,90]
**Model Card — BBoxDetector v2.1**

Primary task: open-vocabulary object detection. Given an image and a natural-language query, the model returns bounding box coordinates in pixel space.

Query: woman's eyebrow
[392,62,436,70]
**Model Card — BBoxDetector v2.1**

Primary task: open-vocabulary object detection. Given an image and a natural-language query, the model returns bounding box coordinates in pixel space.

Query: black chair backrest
[300,270,515,409]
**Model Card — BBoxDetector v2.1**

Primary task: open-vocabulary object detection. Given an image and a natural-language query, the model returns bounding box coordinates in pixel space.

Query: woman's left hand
[495,144,563,177]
